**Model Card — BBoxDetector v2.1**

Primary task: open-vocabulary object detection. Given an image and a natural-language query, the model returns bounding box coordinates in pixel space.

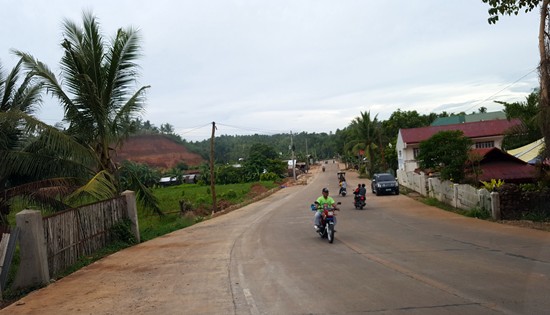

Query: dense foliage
[497,90,542,149]
[417,130,473,182]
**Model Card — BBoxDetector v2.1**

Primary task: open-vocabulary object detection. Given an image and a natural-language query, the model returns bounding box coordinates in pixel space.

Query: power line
[177,122,212,135]
[215,122,292,135]
[463,67,538,113]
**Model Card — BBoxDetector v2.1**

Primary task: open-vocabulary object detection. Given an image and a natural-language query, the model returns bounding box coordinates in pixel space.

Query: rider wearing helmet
[314,187,339,231]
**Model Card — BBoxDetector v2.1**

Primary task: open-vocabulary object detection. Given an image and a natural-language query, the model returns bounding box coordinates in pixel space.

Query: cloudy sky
[0,1,540,141]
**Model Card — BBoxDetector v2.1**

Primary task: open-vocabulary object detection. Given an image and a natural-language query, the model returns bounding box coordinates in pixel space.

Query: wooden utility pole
[290,131,296,180]
[210,122,217,213]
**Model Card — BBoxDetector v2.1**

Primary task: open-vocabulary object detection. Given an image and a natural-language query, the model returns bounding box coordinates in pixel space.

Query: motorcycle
[339,187,347,197]
[354,194,366,210]
[311,202,341,243]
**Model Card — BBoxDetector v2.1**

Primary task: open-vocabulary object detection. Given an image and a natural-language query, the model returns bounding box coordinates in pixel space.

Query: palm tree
[0,58,43,221]
[348,111,381,175]
[15,11,159,213]
[0,58,105,223]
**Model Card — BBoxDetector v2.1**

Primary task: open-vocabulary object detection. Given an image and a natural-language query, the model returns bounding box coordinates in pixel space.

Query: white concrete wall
[397,170,494,214]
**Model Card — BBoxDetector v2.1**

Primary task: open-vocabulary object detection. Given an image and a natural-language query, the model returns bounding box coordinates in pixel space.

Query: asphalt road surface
[3,162,549,314]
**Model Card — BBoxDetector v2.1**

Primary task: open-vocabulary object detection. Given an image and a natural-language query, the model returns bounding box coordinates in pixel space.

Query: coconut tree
[0,58,43,222]
[347,111,381,176]
[15,11,159,213]
[0,58,107,223]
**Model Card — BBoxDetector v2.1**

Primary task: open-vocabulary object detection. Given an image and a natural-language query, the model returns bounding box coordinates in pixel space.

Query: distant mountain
[114,134,205,169]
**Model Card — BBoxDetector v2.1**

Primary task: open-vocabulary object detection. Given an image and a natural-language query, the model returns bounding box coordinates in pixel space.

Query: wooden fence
[0,225,19,294]
[43,195,128,277]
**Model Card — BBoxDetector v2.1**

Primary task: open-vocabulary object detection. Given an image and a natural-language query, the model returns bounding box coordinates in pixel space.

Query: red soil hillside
[114,134,205,169]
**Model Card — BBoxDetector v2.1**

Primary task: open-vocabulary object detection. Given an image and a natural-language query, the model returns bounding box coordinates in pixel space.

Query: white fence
[396,170,496,215]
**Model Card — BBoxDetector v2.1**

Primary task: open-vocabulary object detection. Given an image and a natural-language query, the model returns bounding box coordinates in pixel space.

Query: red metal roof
[400,119,521,144]
[478,162,536,182]
[469,147,536,183]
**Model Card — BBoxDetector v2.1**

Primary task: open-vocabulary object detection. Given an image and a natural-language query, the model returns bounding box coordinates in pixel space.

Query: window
[475,141,494,149]
[413,148,420,158]
[399,150,402,157]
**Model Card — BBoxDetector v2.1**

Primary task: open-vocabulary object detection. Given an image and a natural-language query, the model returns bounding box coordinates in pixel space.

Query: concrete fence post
[14,210,49,289]
[490,192,501,220]
[122,190,141,243]
[453,184,459,208]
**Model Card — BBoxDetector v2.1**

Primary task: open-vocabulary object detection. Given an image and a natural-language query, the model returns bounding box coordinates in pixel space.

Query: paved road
[3,162,549,314]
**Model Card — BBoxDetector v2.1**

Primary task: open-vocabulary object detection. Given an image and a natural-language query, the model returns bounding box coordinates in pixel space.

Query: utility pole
[210,122,217,213]
[290,131,296,180]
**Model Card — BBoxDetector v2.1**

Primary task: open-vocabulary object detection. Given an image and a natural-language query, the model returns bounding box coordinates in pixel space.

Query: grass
[409,193,491,219]
[138,181,278,240]
[1,180,279,307]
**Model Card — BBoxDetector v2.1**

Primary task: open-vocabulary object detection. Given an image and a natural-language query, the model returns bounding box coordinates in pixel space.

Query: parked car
[371,173,399,196]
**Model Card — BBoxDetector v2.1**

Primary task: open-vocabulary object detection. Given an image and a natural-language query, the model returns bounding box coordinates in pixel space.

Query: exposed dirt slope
[114,134,205,169]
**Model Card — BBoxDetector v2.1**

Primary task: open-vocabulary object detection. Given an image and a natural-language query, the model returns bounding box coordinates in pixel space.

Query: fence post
[14,210,49,289]
[122,190,141,243]
[490,192,501,220]
[453,184,459,208]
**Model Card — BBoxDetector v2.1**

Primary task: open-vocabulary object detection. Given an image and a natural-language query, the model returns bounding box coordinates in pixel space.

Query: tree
[348,111,381,175]
[381,109,434,141]
[496,90,542,149]
[243,143,286,181]
[160,123,174,134]
[16,11,159,213]
[0,58,43,221]
[0,58,100,222]
[482,0,550,158]
[417,130,473,182]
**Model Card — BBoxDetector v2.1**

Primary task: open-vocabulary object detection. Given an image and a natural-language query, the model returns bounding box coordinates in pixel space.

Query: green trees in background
[497,90,542,149]
[417,130,473,182]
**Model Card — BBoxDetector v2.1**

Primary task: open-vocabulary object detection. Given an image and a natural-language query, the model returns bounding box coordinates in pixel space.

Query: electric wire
[462,67,538,113]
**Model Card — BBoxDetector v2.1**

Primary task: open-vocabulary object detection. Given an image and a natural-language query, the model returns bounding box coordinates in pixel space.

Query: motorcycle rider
[353,184,361,195]
[314,188,339,231]
[359,183,367,196]
[339,179,347,196]
[354,183,366,205]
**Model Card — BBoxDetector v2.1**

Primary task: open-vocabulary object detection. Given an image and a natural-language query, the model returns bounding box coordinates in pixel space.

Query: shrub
[110,219,137,245]
[223,189,238,199]
[465,207,491,219]
[481,179,505,191]
[260,172,279,181]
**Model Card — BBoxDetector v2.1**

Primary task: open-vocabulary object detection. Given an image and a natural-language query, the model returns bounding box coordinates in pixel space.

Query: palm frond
[4,177,82,211]
[0,110,98,166]
[13,50,76,114]
[67,170,117,204]
[118,162,161,215]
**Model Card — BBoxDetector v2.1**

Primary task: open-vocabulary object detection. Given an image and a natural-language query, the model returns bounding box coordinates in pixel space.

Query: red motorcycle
[354,194,366,210]
[311,202,341,243]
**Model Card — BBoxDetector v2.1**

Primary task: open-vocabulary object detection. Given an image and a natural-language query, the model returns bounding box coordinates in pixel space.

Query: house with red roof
[396,119,521,172]
[467,147,536,184]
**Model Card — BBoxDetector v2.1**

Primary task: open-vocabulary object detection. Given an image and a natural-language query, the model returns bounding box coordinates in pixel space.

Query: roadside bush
[223,189,238,199]
[464,207,491,219]
[260,172,279,181]
[110,219,137,245]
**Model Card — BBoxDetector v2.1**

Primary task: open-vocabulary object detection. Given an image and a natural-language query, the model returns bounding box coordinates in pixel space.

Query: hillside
[114,134,205,169]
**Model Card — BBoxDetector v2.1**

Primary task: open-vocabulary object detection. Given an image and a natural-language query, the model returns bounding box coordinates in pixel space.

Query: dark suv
[371,173,399,196]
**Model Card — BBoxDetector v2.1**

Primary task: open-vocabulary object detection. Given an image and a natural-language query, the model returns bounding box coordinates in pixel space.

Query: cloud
[1,0,541,141]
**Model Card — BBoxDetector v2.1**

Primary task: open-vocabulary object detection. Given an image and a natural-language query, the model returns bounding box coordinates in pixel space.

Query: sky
[0,0,541,141]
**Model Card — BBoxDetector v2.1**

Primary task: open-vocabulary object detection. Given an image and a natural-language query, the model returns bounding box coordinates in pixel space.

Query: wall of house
[396,132,420,172]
